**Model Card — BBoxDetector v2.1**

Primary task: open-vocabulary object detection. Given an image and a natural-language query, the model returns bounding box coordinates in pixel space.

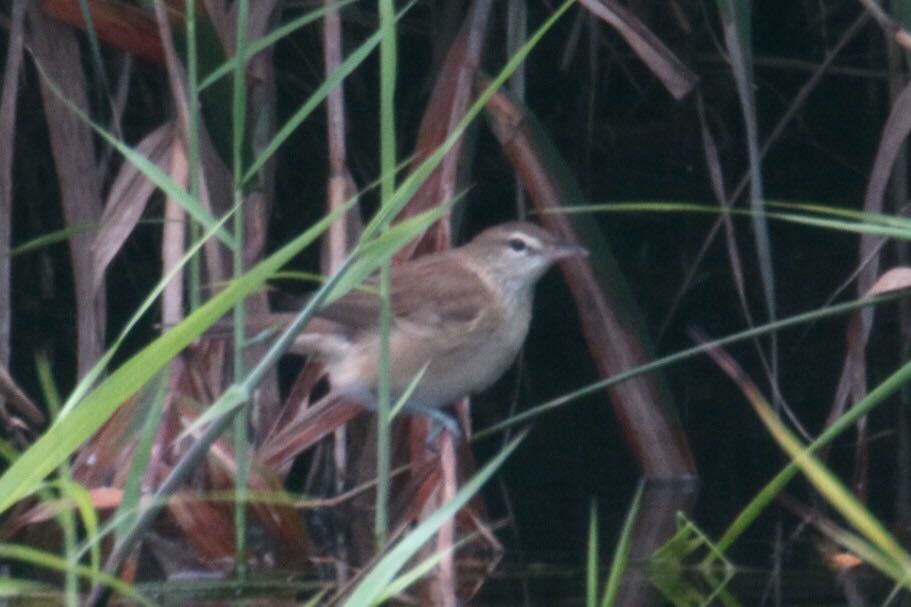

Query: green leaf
[341,432,526,606]
[0,203,348,516]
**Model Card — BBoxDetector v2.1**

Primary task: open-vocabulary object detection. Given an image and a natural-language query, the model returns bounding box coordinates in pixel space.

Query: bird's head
[464,222,587,291]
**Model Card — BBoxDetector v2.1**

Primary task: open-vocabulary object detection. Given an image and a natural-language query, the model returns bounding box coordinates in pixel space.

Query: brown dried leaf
[28,3,106,376]
[322,0,362,274]
[485,83,696,479]
[0,363,43,425]
[161,138,189,327]
[259,396,363,474]
[0,487,123,541]
[865,266,911,297]
[93,122,178,294]
[823,266,911,444]
[17,488,123,526]
[153,0,230,288]
[395,0,495,259]
[162,388,311,563]
[578,0,697,100]
[859,82,911,295]
[71,393,144,487]
[40,0,165,64]
[168,495,236,568]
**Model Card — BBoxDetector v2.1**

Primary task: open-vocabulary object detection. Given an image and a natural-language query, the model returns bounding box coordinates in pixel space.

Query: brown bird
[247,222,586,426]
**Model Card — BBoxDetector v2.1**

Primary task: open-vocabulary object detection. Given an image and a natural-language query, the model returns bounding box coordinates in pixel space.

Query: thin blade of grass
[715,0,777,399]
[587,500,599,607]
[93,121,178,293]
[53,479,102,581]
[0,199,349,516]
[390,363,430,419]
[0,577,51,598]
[702,337,911,580]
[0,543,154,606]
[198,0,360,91]
[242,2,416,184]
[113,370,168,541]
[559,201,911,241]
[578,0,697,99]
[30,57,233,248]
[376,532,479,603]
[7,225,98,257]
[486,87,696,478]
[392,0,494,259]
[475,288,911,439]
[341,431,526,606]
[375,0,398,551]
[600,481,645,607]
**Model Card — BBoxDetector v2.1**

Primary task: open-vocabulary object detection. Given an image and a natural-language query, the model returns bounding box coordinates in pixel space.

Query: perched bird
[248,222,585,426]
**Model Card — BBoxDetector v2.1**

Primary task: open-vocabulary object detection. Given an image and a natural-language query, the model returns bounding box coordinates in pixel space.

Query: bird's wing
[315,253,494,337]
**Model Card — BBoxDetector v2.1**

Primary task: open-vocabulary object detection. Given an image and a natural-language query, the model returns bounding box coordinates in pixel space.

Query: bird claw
[425,410,461,445]
[400,404,461,446]
[360,394,462,445]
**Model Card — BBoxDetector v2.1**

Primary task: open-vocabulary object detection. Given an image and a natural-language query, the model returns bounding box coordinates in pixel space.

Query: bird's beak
[549,242,588,260]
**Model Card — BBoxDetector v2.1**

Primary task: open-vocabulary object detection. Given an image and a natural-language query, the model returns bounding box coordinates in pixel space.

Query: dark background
[7,0,907,576]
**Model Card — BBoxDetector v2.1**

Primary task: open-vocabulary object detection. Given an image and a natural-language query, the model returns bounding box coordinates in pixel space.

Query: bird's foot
[402,404,461,446]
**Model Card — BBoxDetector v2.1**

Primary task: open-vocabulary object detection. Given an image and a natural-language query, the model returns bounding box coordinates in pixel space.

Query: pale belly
[326,305,531,410]
[407,333,522,407]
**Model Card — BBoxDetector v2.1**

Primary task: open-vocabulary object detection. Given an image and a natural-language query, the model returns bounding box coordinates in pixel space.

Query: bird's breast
[322,290,534,410]
[409,293,533,407]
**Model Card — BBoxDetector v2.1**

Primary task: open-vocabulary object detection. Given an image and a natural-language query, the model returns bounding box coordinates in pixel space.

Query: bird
[244,221,586,428]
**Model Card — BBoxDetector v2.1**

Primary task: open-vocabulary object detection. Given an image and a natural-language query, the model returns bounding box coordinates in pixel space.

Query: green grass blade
[0,543,156,606]
[376,0,399,552]
[54,478,102,580]
[341,432,526,606]
[587,500,599,607]
[558,201,911,241]
[242,2,416,184]
[476,289,910,439]
[114,371,168,541]
[6,224,97,256]
[31,59,233,247]
[376,533,478,603]
[198,0,360,92]
[600,481,645,607]
[0,577,53,598]
[389,362,430,419]
[0,202,348,516]
[361,0,575,242]
[713,348,911,581]
[57,204,237,418]
[719,359,911,551]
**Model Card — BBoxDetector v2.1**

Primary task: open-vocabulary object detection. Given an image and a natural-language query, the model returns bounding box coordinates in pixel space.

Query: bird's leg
[402,403,462,443]
[359,391,462,442]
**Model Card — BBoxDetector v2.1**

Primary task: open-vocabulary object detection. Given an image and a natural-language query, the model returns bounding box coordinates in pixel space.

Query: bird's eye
[508,237,527,252]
